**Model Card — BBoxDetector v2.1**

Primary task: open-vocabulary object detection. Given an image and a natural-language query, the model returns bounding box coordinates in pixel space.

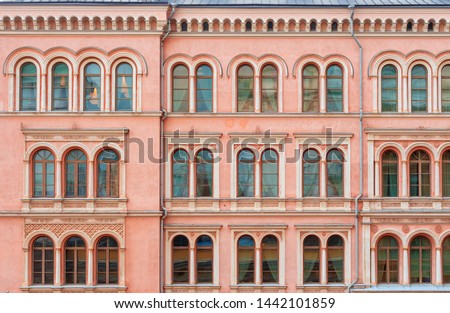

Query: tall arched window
[172,235,189,283]
[172,65,189,112]
[237,149,255,197]
[382,150,398,197]
[441,65,450,112]
[303,149,320,197]
[195,149,213,197]
[326,65,343,112]
[65,149,87,198]
[443,151,450,197]
[237,65,254,112]
[238,235,255,283]
[32,236,54,285]
[326,149,344,197]
[303,235,320,283]
[261,149,278,197]
[381,65,398,112]
[96,236,118,284]
[411,65,427,112]
[409,150,430,197]
[261,235,279,283]
[97,149,119,198]
[181,21,188,31]
[327,235,344,283]
[84,63,101,111]
[302,65,320,112]
[443,236,450,283]
[116,63,133,111]
[410,236,431,283]
[52,62,69,111]
[196,65,213,112]
[20,62,37,111]
[261,64,278,112]
[196,235,213,283]
[65,236,86,284]
[172,150,189,197]
[33,149,55,197]
[377,236,399,283]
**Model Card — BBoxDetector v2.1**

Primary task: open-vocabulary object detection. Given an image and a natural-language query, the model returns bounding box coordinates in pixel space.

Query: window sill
[230,284,287,293]
[21,284,127,293]
[22,197,128,212]
[164,284,221,293]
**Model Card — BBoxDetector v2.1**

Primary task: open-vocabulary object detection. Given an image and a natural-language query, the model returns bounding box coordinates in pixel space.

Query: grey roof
[2,0,450,5]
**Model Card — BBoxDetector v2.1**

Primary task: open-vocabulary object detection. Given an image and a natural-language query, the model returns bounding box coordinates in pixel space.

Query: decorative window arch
[381,150,398,197]
[237,235,255,283]
[64,236,87,284]
[237,64,255,112]
[409,235,431,283]
[172,235,189,283]
[172,149,189,198]
[327,235,344,283]
[261,235,279,283]
[326,149,344,197]
[195,235,213,283]
[326,64,343,112]
[377,235,399,283]
[51,62,69,111]
[381,64,398,112]
[302,64,320,112]
[32,149,55,198]
[96,236,119,285]
[237,149,255,197]
[19,62,38,111]
[303,235,320,283]
[96,149,119,198]
[195,149,213,197]
[261,149,278,197]
[64,149,87,198]
[32,236,54,285]
[172,64,189,112]
[409,150,431,197]
[303,149,320,197]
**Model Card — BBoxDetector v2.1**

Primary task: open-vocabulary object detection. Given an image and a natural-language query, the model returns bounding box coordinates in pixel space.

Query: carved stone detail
[25,223,124,237]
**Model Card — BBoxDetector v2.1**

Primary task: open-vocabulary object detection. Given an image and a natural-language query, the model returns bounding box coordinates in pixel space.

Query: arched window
[381,65,398,112]
[245,21,252,32]
[267,21,274,31]
[382,150,398,197]
[65,149,87,198]
[116,63,133,111]
[238,235,254,283]
[327,235,344,283]
[303,149,320,197]
[261,149,278,197]
[411,65,427,112]
[237,149,255,197]
[331,21,338,31]
[377,236,399,283]
[310,21,317,31]
[33,149,55,197]
[326,149,344,197]
[52,62,69,111]
[443,151,450,197]
[196,235,213,283]
[181,21,188,32]
[443,236,450,283]
[96,236,118,284]
[172,235,189,283]
[20,62,37,111]
[97,149,119,198]
[84,63,101,111]
[410,236,431,283]
[202,21,209,31]
[441,65,450,112]
[195,149,213,197]
[32,236,54,285]
[261,65,278,112]
[326,65,343,112]
[172,65,189,112]
[65,236,86,284]
[409,150,430,197]
[303,235,320,283]
[302,65,320,112]
[406,21,413,31]
[196,65,213,112]
[237,65,254,112]
[172,150,189,197]
[261,235,279,283]
[428,22,434,32]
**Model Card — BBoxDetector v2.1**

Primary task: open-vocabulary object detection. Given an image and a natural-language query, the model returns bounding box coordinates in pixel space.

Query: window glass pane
[238,235,254,283]
[52,63,69,111]
[173,65,189,112]
[303,150,320,197]
[196,150,213,197]
[327,235,344,283]
[262,150,278,197]
[327,150,343,197]
[411,65,427,112]
[442,66,450,112]
[196,235,213,284]
[382,150,398,197]
[196,65,213,112]
[304,235,320,283]
[116,63,133,111]
[409,150,430,197]
[173,235,189,283]
[377,236,399,283]
[237,150,255,197]
[173,150,189,197]
[237,65,254,112]
[84,63,101,111]
[20,63,37,111]
[97,150,119,197]
[261,235,278,283]
[261,65,278,112]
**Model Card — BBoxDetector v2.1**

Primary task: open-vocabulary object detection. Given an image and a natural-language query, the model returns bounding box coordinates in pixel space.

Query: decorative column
[189,75,195,113]
[189,160,195,198]
[320,75,326,112]
[55,247,61,286]
[88,160,94,198]
[189,246,195,284]
[56,159,62,198]
[255,246,261,284]
[105,73,111,111]
[372,76,378,112]
[436,247,442,285]
[8,73,14,111]
[320,160,327,197]
[402,75,408,112]
[87,248,94,286]
[119,247,126,286]
[73,73,79,112]
[433,74,438,112]
[24,160,30,198]
[119,160,126,198]
[41,73,47,111]
[402,160,408,197]
[370,248,376,285]
[137,74,142,112]
[255,75,261,113]
[374,160,380,197]
[435,160,440,197]
[23,248,29,286]
[320,247,327,284]
[403,248,409,285]
[255,159,261,198]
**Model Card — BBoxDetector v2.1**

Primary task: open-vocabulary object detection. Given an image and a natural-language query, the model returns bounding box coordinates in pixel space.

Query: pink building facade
[1,0,450,293]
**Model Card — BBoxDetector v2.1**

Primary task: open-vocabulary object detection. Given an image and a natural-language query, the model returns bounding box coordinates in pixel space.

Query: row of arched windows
[19,61,133,112]
[32,149,119,198]
[32,235,119,285]
[171,148,344,198]
[381,149,450,197]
